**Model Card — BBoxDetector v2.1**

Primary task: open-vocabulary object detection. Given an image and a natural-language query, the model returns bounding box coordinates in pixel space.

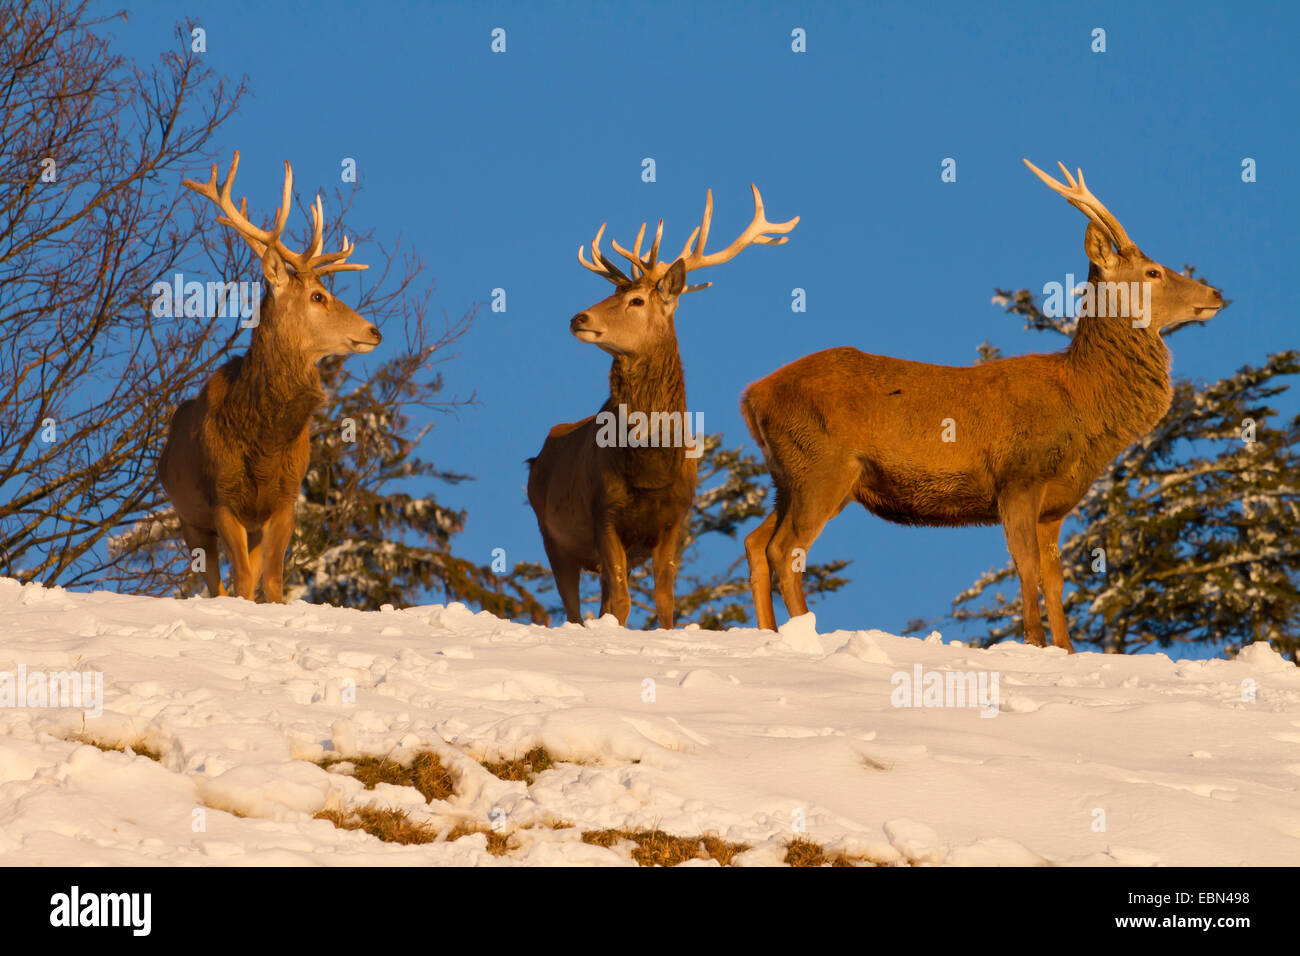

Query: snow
[0,576,1297,866]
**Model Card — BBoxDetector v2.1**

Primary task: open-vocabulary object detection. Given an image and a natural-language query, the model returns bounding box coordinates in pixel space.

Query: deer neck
[226,322,325,448]
[1065,311,1173,447]
[609,343,686,414]
[604,342,688,481]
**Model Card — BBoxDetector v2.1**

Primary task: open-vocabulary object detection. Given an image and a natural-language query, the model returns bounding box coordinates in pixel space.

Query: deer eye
[629,297,644,307]
[1145,269,1161,279]
[311,291,327,303]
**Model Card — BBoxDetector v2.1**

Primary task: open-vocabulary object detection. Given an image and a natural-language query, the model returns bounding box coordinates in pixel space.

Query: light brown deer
[528,187,798,626]
[158,151,382,602]
[741,160,1223,651]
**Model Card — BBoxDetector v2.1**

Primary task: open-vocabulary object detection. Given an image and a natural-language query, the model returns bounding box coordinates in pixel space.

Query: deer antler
[610,219,665,280]
[577,186,798,294]
[183,151,368,275]
[1023,159,1137,255]
[676,184,799,284]
[578,222,634,285]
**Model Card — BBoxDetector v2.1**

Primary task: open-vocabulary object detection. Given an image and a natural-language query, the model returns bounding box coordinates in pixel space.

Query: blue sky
[102,1,1297,649]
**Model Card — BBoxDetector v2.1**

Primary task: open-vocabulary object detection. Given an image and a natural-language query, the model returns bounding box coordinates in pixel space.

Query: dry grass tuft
[582,828,750,867]
[316,808,518,855]
[74,737,163,763]
[318,751,455,803]
[314,806,439,845]
[785,837,886,867]
[785,837,829,866]
[445,822,513,856]
[480,746,557,784]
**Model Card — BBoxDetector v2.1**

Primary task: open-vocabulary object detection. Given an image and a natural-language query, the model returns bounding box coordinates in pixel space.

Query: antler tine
[598,253,633,283]
[298,193,366,274]
[273,161,292,242]
[306,194,325,260]
[182,152,234,207]
[676,226,700,264]
[680,184,799,273]
[645,219,664,271]
[233,159,293,255]
[1022,158,1137,254]
[678,189,714,263]
[311,235,369,274]
[302,192,369,274]
[226,197,268,258]
[611,222,649,278]
[631,222,646,269]
[610,219,667,277]
[578,223,631,285]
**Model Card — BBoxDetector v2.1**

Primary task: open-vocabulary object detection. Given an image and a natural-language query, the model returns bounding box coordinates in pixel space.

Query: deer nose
[570,313,589,332]
[368,325,382,343]
[1212,288,1224,302]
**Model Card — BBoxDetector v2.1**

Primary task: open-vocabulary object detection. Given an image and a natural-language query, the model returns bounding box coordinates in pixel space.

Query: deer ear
[656,259,687,299]
[261,247,291,294]
[1083,222,1120,274]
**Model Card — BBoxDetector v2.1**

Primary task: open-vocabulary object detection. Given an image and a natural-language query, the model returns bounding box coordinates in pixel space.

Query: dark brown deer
[529,187,798,626]
[741,160,1224,650]
[158,151,382,602]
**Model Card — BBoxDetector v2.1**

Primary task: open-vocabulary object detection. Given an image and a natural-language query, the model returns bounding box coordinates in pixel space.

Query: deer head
[570,185,799,356]
[1024,160,1223,333]
[183,151,382,362]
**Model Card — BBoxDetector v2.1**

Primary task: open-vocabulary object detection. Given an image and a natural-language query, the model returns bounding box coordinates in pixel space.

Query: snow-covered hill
[0,577,1296,866]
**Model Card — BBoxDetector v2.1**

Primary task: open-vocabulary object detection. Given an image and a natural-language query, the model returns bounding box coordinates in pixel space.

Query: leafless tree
[0,1,247,584]
[1,3,493,615]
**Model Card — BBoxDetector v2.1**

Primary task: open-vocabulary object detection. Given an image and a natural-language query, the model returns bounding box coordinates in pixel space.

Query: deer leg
[999,491,1047,647]
[258,501,296,604]
[180,522,225,597]
[766,503,837,623]
[766,466,854,624]
[744,511,780,630]
[213,507,255,601]
[596,521,631,625]
[245,528,265,602]
[1036,517,1074,652]
[539,533,583,623]
[766,514,814,621]
[651,515,687,629]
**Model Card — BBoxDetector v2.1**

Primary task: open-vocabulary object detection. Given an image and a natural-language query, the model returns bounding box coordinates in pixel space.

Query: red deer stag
[529,187,798,627]
[158,151,382,602]
[741,160,1223,651]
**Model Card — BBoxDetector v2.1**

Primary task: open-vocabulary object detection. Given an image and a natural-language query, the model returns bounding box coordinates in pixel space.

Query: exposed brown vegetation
[444,822,514,856]
[784,838,885,867]
[73,737,163,763]
[480,746,558,784]
[315,807,530,856]
[313,751,886,865]
[529,187,797,627]
[316,751,456,803]
[582,828,750,866]
[742,161,1223,651]
[158,152,382,602]
[315,807,440,846]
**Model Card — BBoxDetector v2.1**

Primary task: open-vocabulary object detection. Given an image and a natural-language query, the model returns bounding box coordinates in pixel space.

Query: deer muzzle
[571,312,602,342]
[349,324,383,353]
